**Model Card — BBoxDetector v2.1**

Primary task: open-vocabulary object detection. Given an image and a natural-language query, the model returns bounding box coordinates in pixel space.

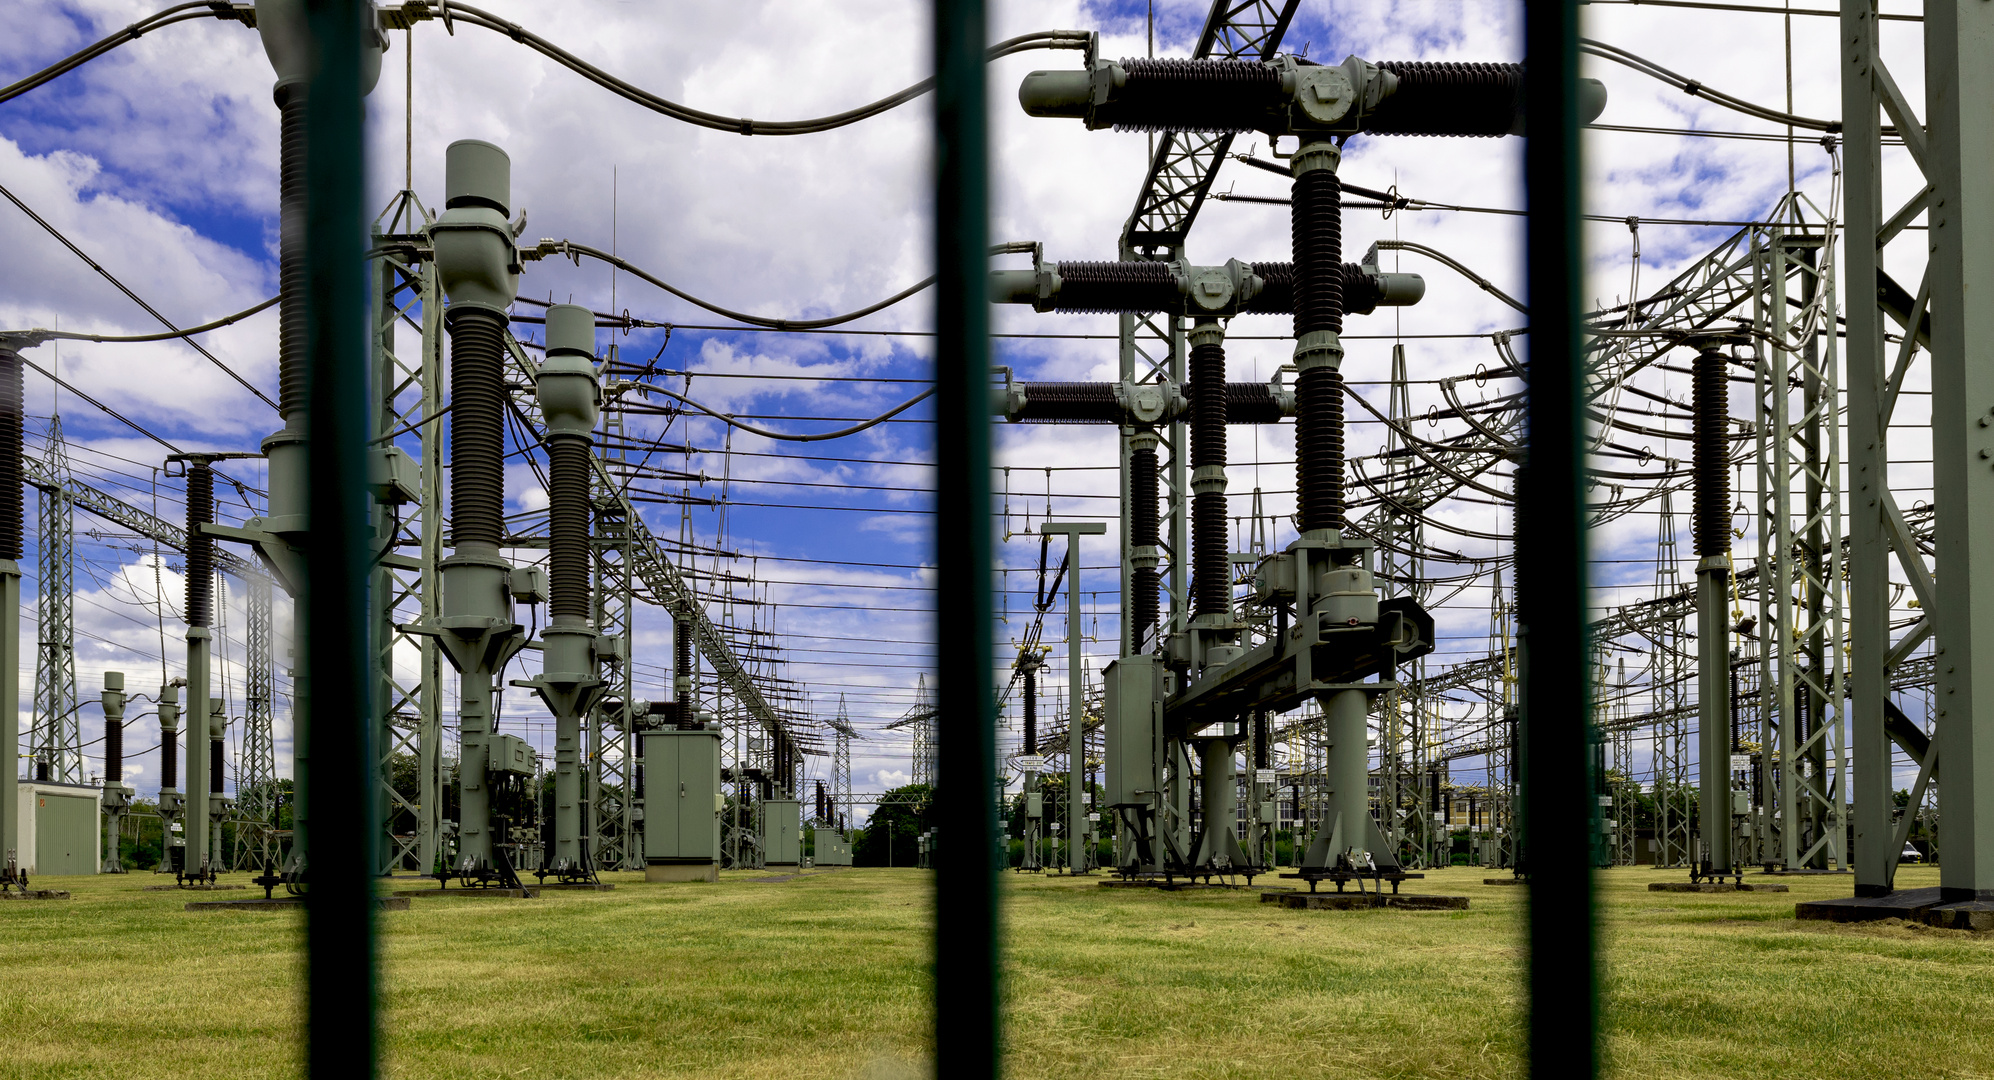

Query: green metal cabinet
[642,728,721,868]
[1104,656,1163,809]
[763,799,801,866]
[28,786,99,875]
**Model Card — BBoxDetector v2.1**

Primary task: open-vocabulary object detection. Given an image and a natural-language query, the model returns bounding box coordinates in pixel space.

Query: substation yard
[1,867,1987,1080]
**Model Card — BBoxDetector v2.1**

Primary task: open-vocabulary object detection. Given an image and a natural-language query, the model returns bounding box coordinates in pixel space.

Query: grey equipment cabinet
[641,725,723,882]
[762,799,802,866]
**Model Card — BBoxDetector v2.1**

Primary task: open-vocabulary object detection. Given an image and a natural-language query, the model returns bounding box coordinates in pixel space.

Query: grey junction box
[763,799,802,866]
[16,782,102,876]
[1103,655,1163,809]
[641,726,722,882]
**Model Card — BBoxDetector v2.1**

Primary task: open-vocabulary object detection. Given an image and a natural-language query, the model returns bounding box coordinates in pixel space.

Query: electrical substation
[1,0,1992,1073]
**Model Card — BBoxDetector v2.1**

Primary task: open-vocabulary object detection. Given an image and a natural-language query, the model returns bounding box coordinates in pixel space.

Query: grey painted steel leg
[1324,688,1369,857]
[0,568,16,877]
[1925,0,1994,901]
[1697,565,1731,874]
[1068,548,1085,873]
[184,629,210,873]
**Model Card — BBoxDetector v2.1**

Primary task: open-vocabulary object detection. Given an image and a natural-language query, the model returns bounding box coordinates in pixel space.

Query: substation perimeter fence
[286,1,1597,1077]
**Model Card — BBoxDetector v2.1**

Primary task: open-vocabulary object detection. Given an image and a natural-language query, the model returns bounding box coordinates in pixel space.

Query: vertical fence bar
[303,0,376,1076]
[933,0,998,1074]
[1521,0,1596,1077]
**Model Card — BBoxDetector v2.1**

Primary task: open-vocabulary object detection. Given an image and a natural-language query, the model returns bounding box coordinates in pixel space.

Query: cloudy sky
[2,0,1935,820]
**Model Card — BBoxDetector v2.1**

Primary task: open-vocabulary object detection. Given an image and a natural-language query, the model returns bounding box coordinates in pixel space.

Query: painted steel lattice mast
[236,574,277,867]
[30,416,78,783]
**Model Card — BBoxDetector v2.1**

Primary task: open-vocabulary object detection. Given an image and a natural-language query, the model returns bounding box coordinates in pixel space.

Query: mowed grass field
[1,864,1989,1079]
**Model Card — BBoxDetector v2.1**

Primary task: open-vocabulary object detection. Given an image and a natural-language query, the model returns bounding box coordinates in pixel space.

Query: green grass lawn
[1,865,1987,1079]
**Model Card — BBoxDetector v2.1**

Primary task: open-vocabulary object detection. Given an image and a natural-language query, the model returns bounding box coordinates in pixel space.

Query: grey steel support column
[1039,521,1103,874]
[1924,0,1994,904]
[1197,734,1235,862]
[1321,689,1369,858]
[523,304,604,876]
[1018,658,1041,870]
[428,139,523,873]
[1692,346,1734,877]
[0,344,19,887]
[1840,0,1892,885]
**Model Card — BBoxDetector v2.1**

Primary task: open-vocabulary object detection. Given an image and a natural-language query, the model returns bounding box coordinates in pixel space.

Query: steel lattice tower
[909,674,935,786]
[1486,565,1517,869]
[30,416,79,784]
[832,695,853,831]
[236,574,277,866]
[592,475,636,871]
[1652,487,1694,867]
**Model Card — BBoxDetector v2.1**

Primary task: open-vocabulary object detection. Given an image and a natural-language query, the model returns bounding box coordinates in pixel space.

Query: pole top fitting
[445,140,512,214]
[1128,428,1161,453]
[1291,141,1342,178]
[1293,330,1344,373]
[544,304,597,358]
[1187,318,1226,348]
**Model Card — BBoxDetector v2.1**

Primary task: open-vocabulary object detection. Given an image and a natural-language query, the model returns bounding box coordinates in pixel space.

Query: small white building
[16,782,102,876]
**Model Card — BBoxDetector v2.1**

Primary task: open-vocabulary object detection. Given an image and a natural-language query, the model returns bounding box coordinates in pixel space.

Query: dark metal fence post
[303,0,377,1076]
[1521,1,1596,1077]
[933,0,998,1075]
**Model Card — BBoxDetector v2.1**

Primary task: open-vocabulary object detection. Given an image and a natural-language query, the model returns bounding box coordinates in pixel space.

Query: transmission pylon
[909,674,935,786]
[1653,486,1693,867]
[831,695,854,831]
[30,415,79,784]
[235,575,277,867]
